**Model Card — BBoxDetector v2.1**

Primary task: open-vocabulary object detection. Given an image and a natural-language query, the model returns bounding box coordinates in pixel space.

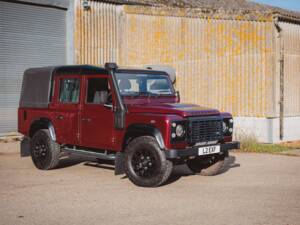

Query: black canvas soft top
[19,65,108,108]
[19,64,171,108]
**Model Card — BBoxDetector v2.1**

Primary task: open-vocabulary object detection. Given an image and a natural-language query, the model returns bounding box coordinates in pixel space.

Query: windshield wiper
[120,91,140,97]
[139,91,160,97]
[151,91,173,95]
[121,91,161,97]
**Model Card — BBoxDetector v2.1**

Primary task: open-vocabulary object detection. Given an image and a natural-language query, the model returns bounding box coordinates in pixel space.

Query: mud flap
[115,152,125,175]
[20,137,31,157]
[224,150,229,157]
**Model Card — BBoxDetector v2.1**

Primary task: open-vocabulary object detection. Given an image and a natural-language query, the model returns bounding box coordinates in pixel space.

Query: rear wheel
[124,136,173,187]
[31,129,60,170]
[186,154,225,176]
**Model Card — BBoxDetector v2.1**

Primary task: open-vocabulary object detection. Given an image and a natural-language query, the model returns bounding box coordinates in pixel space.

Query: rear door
[79,75,115,150]
[52,75,81,145]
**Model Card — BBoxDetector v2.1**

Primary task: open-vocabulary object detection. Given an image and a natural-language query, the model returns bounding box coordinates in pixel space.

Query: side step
[62,147,116,161]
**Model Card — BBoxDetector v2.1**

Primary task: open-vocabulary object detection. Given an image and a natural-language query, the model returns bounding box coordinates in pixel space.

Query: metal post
[274,17,284,140]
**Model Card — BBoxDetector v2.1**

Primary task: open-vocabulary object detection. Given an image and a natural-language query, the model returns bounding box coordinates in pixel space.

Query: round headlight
[222,122,228,133]
[175,124,185,137]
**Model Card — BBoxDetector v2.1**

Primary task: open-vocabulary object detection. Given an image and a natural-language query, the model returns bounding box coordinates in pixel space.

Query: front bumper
[164,141,240,159]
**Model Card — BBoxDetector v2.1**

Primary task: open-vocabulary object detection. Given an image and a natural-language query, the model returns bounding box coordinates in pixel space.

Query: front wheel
[124,136,173,187]
[186,154,225,176]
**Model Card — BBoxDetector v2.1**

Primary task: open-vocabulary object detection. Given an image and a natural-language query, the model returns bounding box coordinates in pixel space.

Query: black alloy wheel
[132,148,157,178]
[125,136,173,187]
[31,129,60,170]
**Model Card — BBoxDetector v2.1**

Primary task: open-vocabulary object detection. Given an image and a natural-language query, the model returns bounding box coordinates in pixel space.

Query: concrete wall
[234,116,300,143]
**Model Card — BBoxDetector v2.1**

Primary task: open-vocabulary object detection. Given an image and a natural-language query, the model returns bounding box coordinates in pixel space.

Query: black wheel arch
[29,118,56,141]
[122,124,166,151]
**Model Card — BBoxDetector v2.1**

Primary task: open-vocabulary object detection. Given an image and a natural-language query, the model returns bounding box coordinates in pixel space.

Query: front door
[79,75,115,150]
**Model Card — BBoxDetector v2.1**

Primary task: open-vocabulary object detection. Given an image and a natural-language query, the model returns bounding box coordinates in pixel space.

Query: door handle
[82,118,91,122]
[56,115,64,120]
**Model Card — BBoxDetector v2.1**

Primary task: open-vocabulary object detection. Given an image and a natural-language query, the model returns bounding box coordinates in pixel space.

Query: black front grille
[188,117,223,143]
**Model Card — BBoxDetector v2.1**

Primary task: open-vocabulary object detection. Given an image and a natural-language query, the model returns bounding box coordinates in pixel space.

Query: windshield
[115,73,174,96]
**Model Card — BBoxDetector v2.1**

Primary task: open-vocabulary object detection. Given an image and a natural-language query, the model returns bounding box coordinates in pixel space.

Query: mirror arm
[175,91,180,103]
[104,104,113,110]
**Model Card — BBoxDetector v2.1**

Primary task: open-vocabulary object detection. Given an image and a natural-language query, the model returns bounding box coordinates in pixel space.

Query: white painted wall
[234,117,300,143]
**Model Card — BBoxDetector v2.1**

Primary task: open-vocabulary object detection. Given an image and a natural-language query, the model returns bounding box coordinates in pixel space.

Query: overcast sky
[252,0,300,12]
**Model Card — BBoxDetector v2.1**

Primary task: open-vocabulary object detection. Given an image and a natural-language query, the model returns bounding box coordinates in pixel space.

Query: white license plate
[198,145,221,156]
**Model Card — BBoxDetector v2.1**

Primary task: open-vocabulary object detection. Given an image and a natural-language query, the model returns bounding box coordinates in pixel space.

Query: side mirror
[100,91,114,110]
[175,91,180,103]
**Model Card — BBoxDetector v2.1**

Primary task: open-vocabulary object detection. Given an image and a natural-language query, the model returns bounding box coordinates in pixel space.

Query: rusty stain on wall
[120,10,275,117]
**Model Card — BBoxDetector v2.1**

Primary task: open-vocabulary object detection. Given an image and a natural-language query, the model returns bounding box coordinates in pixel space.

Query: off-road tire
[124,136,173,187]
[186,154,225,176]
[31,129,60,170]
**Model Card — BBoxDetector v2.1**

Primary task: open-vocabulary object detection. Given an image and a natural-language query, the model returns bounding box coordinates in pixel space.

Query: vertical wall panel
[280,22,300,117]
[75,0,122,65]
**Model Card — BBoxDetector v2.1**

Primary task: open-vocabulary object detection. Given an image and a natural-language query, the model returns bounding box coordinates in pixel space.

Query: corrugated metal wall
[74,0,121,65]
[0,1,66,134]
[120,7,276,117]
[75,2,278,117]
[280,22,300,117]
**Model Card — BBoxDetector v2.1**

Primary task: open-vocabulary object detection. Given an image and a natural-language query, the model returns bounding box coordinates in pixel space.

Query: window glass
[49,79,55,102]
[147,78,171,94]
[115,73,174,96]
[59,78,80,103]
[86,78,110,104]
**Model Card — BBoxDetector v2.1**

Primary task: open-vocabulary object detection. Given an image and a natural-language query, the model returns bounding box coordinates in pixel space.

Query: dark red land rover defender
[18,63,239,187]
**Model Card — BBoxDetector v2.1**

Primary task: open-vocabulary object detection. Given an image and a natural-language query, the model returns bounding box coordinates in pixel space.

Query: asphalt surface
[0,142,299,225]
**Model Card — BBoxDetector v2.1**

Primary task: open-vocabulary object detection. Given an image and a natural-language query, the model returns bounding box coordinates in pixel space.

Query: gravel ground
[0,142,299,225]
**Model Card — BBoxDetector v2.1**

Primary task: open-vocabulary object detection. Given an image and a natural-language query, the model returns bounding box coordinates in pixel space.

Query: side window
[86,78,110,104]
[59,78,80,103]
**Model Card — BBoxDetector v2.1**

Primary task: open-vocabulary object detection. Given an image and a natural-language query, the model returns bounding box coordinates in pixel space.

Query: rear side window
[59,78,80,103]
